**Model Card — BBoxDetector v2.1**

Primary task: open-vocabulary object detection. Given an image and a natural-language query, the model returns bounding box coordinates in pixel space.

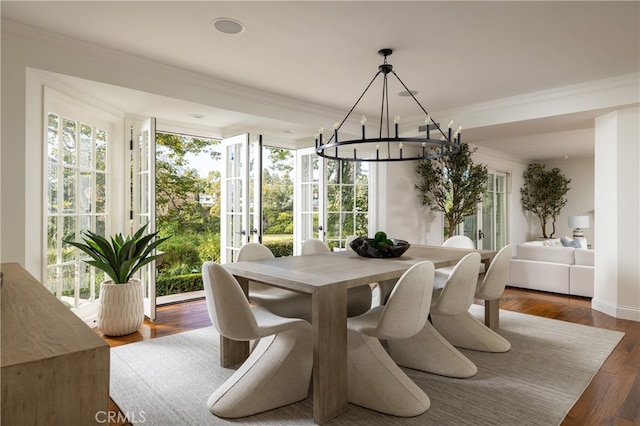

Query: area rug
[110,305,624,425]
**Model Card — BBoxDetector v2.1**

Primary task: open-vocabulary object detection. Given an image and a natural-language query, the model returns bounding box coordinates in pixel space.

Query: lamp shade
[568,215,590,229]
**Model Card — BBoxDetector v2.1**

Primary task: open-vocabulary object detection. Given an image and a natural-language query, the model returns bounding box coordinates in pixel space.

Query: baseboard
[592,296,640,321]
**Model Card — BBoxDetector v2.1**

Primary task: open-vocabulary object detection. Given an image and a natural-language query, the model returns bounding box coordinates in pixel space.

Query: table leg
[220,276,250,368]
[311,284,348,424]
[485,298,499,330]
[480,257,500,330]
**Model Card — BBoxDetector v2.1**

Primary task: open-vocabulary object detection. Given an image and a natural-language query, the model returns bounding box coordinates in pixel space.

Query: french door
[220,134,262,263]
[132,118,158,320]
[462,170,508,250]
[294,147,325,255]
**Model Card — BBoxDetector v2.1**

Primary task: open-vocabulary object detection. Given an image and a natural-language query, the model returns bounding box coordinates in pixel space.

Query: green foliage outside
[520,163,571,239]
[156,273,204,295]
[155,138,296,296]
[263,238,294,257]
[415,143,488,238]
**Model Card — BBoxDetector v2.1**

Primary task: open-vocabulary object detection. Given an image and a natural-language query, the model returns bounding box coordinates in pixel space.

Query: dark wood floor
[100,287,640,426]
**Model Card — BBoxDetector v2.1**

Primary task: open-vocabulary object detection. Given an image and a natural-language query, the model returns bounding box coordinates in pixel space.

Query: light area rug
[110,305,624,425]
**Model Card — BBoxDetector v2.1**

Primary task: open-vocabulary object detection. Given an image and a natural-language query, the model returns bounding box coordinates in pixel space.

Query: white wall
[377,161,442,245]
[593,108,640,321]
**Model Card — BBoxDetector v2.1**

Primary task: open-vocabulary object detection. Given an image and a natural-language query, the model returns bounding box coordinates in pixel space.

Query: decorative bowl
[349,237,411,258]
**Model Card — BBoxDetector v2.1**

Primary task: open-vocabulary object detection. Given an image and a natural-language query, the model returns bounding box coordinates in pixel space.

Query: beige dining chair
[237,243,312,321]
[301,238,373,317]
[347,261,434,416]
[435,235,484,287]
[202,261,313,418]
[431,245,513,352]
[389,252,480,378]
[442,235,476,249]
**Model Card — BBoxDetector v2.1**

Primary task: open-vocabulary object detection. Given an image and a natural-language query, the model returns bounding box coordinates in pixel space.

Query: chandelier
[315,48,461,162]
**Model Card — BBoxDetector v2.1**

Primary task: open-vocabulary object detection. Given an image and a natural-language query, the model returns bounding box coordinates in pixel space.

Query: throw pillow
[543,238,562,247]
[561,236,581,249]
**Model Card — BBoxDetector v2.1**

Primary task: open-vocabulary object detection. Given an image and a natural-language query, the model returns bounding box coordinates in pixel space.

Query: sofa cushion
[508,259,570,294]
[523,238,562,247]
[515,244,575,264]
[574,248,594,266]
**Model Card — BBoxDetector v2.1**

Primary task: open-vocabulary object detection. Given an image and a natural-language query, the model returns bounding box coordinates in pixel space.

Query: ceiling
[2,1,639,161]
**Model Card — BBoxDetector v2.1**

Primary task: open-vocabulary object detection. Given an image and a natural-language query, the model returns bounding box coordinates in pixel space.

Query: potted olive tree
[64,224,169,336]
[415,143,488,238]
[520,163,571,239]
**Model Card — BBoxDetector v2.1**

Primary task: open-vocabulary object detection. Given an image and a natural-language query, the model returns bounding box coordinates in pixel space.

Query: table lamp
[568,215,590,238]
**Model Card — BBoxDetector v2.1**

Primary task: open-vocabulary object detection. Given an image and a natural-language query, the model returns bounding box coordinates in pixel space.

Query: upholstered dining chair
[442,235,476,249]
[347,261,434,416]
[435,235,484,288]
[202,261,313,418]
[301,238,373,316]
[431,245,513,353]
[237,243,312,321]
[388,253,480,378]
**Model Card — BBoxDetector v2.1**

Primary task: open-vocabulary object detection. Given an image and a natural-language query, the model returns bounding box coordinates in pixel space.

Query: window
[46,110,109,309]
[326,160,369,250]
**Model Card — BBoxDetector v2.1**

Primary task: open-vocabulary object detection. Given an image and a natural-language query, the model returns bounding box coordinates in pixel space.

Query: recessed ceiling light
[190,113,205,119]
[398,90,419,97]
[284,130,296,134]
[212,18,245,35]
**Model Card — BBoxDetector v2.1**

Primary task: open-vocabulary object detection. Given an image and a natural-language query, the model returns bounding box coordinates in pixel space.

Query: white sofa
[507,242,594,297]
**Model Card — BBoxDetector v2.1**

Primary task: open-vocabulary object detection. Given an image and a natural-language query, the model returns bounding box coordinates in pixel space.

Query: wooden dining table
[221,244,496,425]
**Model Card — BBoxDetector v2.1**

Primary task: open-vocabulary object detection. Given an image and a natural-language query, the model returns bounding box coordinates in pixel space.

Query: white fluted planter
[98,278,144,336]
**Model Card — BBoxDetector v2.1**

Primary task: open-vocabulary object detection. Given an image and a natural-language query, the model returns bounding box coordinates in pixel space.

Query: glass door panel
[294,147,324,255]
[132,118,157,320]
[221,134,262,263]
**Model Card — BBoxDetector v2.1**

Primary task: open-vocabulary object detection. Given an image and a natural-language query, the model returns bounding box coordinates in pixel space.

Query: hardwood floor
[100,287,640,425]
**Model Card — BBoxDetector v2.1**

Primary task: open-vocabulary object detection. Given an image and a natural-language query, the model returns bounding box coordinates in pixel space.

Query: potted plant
[520,163,571,239]
[64,224,169,336]
[415,143,488,238]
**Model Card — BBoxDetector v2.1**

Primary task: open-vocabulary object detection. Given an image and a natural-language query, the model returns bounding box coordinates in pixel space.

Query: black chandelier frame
[315,48,461,162]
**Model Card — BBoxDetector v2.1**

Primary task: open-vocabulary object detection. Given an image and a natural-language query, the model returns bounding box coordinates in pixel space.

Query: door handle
[478,229,484,239]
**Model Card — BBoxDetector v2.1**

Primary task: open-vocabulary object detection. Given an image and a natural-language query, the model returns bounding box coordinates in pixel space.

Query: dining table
[221,244,497,425]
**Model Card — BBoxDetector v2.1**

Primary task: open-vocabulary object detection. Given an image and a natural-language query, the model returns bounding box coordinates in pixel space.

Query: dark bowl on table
[349,237,411,258]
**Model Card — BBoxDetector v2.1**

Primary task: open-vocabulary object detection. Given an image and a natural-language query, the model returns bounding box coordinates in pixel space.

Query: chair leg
[208,328,312,418]
[431,311,511,353]
[348,330,430,417]
[388,322,478,378]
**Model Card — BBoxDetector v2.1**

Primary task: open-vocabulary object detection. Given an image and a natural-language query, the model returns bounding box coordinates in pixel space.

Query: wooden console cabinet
[1,263,110,425]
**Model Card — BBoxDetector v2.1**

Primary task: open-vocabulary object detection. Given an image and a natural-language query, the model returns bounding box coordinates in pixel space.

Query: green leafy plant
[64,223,170,284]
[520,163,571,238]
[371,231,393,249]
[415,143,488,238]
